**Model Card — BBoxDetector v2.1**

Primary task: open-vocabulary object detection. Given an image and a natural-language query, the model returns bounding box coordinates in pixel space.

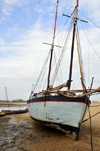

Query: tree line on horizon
[0,99,26,102]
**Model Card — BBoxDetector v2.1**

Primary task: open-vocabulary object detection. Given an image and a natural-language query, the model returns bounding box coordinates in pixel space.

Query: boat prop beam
[60,87,100,98]
[62,14,88,23]
[41,81,69,94]
[43,42,62,48]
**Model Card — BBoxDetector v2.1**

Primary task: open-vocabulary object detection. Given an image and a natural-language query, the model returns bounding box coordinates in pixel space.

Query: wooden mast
[76,32,86,92]
[5,87,10,110]
[68,0,78,90]
[47,0,59,90]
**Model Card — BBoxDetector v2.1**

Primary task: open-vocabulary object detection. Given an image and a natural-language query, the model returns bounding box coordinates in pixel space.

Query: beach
[0,101,100,151]
[0,102,27,106]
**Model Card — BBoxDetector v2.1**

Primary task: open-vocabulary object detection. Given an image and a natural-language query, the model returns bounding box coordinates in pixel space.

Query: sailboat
[27,0,100,140]
[1,87,28,115]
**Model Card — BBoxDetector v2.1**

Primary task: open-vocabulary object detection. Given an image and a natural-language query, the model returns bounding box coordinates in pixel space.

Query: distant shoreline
[0,102,27,106]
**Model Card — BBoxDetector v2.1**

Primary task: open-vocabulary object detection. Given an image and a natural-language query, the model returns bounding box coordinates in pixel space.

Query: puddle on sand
[0,114,34,151]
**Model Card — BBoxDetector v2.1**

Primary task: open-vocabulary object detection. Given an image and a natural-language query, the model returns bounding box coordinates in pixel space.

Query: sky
[0,0,100,101]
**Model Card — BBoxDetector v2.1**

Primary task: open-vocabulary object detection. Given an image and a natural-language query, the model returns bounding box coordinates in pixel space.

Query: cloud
[7,25,24,38]
[0,16,6,24]
[2,4,13,16]
[34,6,43,13]
[0,20,53,100]
[0,38,5,45]
[2,0,30,16]
[80,0,100,7]
[4,0,29,6]
[0,0,100,101]
[79,0,100,22]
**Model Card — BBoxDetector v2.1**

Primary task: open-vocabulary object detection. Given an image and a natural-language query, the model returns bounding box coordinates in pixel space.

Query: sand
[0,101,100,151]
[0,102,27,106]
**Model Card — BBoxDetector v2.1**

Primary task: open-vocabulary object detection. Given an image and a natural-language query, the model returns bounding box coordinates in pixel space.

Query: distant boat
[0,109,28,115]
[0,87,28,116]
[27,0,100,140]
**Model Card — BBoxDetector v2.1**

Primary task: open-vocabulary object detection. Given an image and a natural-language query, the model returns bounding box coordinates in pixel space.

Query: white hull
[27,101,88,128]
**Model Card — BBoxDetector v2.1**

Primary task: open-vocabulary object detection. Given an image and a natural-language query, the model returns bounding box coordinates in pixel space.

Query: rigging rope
[80,21,100,59]
[32,50,51,93]
[51,20,73,85]
[39,61,48,92]
[82,111,100,122]
[88,107,93,151]
[78,10,100,29]
[53,50,61,84]
[52,1,75,86]
[90,105,100,107]
[55,0,74,37]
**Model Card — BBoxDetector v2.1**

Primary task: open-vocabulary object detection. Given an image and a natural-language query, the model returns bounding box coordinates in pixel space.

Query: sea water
[0,105,27,112]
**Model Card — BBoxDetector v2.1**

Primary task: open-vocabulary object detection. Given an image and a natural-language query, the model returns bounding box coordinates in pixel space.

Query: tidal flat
[0,102,100,151]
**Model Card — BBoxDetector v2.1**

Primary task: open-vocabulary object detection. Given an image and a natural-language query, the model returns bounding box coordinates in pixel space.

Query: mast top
[77,0,79,6]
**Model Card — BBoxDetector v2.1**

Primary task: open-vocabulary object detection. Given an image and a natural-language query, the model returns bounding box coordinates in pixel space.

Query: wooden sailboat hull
[27,95,88,129]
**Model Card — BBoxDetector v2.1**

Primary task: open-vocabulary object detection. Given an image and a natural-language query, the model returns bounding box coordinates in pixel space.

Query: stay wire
[90,105,100,107]
[55,0,74,37]
[90,92,100,96]
[88,107,93,151]
[33,50,51,93]
[51,20,73,85]
[80,22,100,59]
[78,10,100,29]
[82,111,100,121]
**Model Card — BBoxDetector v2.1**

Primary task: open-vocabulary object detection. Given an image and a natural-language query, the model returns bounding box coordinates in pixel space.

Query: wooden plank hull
[27,95,88,128]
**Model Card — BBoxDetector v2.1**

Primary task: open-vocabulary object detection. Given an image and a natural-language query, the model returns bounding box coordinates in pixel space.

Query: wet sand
[0,101,100,151]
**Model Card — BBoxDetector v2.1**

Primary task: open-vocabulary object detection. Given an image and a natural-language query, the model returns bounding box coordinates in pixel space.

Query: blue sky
[0,0,100,101]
